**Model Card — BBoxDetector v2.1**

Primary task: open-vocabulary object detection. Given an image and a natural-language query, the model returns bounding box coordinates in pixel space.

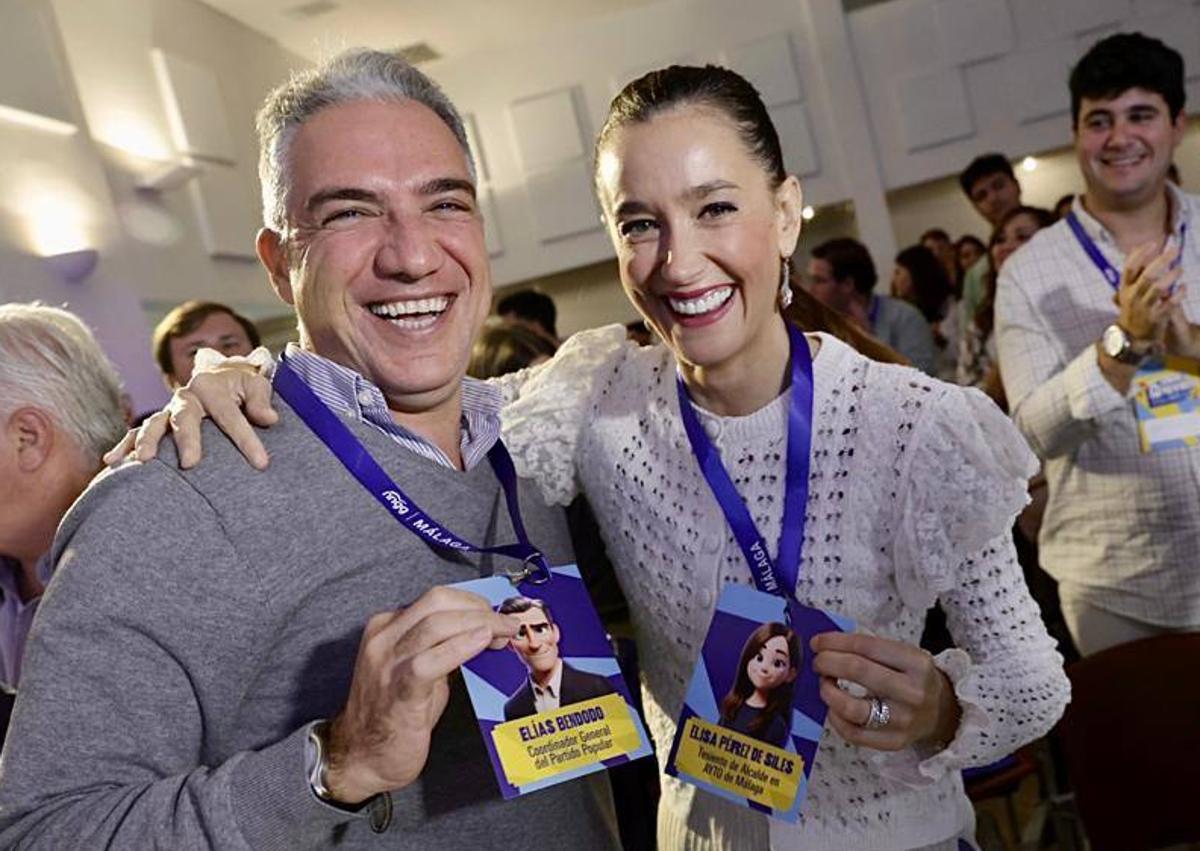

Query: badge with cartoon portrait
[665,584,852,822]
[455,565,653,799]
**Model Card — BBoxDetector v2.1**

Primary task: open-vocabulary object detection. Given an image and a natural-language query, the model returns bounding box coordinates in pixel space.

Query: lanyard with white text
[274,358,551,583]
[676,322,813,603]
[1066,210,1187,291]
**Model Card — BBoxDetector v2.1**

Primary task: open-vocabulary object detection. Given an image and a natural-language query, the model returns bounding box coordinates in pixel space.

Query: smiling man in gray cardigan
[0,49,617,850]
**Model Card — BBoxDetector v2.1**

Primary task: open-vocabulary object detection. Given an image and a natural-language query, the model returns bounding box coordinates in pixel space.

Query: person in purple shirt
[0,304,126,693]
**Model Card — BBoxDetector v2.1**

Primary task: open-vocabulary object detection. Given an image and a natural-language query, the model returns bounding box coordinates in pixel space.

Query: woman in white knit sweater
[130,66,1069,851]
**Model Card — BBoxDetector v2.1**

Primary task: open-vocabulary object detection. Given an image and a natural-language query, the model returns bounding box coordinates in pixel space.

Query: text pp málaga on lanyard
[273,356,552,585]
[675,322,813,611]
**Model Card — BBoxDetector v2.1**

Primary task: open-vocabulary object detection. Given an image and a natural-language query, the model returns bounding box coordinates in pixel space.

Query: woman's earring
[779,258,794,309]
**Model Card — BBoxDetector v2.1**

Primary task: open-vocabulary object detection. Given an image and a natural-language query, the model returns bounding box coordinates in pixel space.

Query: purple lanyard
[867,295,881,331]
[675,323,813,600]
[1066,210,1187,291]
[274,357,551,584]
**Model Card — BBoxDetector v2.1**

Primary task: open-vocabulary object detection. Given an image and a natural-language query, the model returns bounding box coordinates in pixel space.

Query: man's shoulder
[61,401,329,542]
[163,398,333,496]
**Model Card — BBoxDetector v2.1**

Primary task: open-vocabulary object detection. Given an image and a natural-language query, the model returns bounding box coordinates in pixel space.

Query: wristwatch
[1101,323,1148,366]
[307,719,336,801]
[306,720,393,831]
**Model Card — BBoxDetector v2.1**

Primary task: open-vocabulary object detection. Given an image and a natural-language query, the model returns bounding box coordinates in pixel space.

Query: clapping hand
[1114,241,1184,350]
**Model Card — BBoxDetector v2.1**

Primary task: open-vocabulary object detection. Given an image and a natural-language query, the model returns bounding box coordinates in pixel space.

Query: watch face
[1102,324,1128,359]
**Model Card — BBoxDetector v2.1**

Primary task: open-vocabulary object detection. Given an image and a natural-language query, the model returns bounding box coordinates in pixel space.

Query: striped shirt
[0,554,53,691]
[280,343,503,471]
[996,185,1200,627]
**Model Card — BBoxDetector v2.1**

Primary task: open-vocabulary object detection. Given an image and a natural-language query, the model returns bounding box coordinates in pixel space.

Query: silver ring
[864,697,891,729]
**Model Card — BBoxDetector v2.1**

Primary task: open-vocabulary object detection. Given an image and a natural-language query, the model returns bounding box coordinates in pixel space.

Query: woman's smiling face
[748,634,796,693]
[595,105,801,374]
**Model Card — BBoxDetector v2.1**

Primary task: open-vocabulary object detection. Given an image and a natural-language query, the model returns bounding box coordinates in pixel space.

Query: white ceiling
[197,0,672,64]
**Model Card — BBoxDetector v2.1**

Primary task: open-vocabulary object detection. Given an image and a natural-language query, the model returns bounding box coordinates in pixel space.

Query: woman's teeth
[369,297,449,328]
[669,287,733,315]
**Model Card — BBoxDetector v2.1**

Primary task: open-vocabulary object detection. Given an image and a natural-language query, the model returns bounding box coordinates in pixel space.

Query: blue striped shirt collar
[280,343,503,471]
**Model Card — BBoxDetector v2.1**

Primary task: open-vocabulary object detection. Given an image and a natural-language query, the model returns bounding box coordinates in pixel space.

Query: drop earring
[779,258,794,309]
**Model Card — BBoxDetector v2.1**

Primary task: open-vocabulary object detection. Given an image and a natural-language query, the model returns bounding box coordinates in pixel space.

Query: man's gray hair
[256,48,476,232]
[0,303,126,464]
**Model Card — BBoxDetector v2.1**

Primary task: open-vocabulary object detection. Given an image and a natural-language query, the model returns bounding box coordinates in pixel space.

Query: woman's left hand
[810,631,960,752]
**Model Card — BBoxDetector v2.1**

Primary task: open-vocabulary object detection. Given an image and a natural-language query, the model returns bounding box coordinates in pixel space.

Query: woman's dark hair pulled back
[595,65,786,190]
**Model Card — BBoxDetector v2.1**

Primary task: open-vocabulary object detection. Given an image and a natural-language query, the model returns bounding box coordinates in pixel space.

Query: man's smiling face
[262,98,491,413]
[1075,87,1186,210]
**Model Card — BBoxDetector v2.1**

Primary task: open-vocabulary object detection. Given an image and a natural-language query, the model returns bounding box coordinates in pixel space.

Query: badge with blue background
[667,585,851,820]
[666,324,852,821]
[455,567,652,798]
[1132,354,1200,452]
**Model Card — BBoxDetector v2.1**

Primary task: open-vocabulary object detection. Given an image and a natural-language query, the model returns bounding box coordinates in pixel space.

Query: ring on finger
[864,696,891,730]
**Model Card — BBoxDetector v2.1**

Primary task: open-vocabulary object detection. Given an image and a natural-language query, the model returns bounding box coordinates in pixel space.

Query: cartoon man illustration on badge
[499,596,616,721]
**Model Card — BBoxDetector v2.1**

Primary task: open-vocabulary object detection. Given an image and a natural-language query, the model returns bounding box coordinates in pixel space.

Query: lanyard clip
[502,553,551,586]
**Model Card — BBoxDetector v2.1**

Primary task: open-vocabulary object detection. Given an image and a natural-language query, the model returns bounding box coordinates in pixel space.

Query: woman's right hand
[103,363,279,470]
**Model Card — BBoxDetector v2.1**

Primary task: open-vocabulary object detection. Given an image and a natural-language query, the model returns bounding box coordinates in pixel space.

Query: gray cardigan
[0,399,617,849]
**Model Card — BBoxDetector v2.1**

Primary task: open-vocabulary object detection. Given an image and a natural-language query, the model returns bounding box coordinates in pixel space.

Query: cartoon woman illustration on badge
[719,622,801,748]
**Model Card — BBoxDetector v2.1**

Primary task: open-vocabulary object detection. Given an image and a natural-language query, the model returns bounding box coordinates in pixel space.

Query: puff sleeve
[496,324,632,506]
[879,385,1069,783]
[893,386,1038,611]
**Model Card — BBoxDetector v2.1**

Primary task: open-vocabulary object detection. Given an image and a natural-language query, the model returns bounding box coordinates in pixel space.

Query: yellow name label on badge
[673,717,804,811]
[491,692,642,787]
[1133,356,1200,453]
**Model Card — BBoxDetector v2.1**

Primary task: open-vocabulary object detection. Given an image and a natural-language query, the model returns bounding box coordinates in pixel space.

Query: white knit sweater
[498,326,1070,851]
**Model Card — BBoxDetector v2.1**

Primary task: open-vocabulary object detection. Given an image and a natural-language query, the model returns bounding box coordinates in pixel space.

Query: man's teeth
[669,287,733,316]
[369,297,450,318]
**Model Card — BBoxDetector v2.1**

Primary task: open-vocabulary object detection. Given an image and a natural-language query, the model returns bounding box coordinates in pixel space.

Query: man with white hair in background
[0,303,126,692]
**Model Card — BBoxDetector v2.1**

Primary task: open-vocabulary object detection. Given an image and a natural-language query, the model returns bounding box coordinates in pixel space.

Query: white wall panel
[896,69,974,151]
[1134,0,1189,15]
[151,49,237,164]
[1007,45,1073,124]
[723,33,804,106]
[1007,0,1067,48]
[1055,0,1130,33]
[189,161,258,259]
[508,87,587,173]
[771,101,819,177]
[0,0,76,130]
[934,0,1015,66]
[524,162,601,243]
